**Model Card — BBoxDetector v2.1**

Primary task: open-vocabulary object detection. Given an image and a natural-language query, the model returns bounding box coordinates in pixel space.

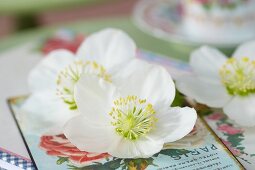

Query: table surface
[0,16,200,61]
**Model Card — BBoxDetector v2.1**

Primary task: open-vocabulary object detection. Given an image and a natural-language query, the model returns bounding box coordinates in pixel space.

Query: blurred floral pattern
[41,31,85,54]
[191,0,249,9]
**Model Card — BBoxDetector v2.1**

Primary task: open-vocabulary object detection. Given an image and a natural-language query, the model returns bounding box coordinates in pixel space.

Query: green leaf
[171,89,185,107]
[198,108,213,116]
[56,157,68,165]
[159,149,190,157]
[227,134,244,147]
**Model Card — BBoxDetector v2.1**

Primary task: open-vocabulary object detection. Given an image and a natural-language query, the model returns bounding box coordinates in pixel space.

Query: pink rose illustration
[217,124,243,135]
[42,34,85,55]
[40,134,109,166]
[207,112,225,121]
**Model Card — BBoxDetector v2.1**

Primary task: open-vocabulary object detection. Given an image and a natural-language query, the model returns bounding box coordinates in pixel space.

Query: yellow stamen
[109,96,157,140]
[219,57,255,96]
[56,60,111,110]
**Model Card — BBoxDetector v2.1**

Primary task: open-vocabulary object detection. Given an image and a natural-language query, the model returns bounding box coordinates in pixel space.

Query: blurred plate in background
[133,0,255,48]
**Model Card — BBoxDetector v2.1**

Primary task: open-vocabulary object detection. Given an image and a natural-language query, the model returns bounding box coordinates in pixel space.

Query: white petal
[190,46,227,81]
[28,49,75,92]
[64,115,118,153]
[149,107,197,143]
[233,41,255,60]
[19,90,76,134]
[176,75,231,107]
[112,59,175,108]
[108,136,164,158]
[74,74,117,125]
[76,28,136,70]
[223,95,255,127]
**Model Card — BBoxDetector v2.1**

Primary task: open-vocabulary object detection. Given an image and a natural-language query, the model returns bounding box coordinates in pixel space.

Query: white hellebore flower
[64,59,197,158]
[176,41,255,127]
[20,28,136,134]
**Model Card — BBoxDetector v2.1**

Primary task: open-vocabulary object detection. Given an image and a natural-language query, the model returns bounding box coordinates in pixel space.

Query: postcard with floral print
[8,66,244,170]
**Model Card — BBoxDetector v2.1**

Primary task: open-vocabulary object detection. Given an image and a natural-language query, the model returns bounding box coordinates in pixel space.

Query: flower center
[56,60,111,110]
[219,57,255,96]
[109,96,157,140]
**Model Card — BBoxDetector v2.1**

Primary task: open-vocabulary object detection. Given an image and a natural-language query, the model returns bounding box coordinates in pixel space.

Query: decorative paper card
[8,91,243,169]
[204,111,255,169]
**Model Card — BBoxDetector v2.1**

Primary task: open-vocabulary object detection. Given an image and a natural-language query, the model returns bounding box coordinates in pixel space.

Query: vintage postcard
[8,96,244,170]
